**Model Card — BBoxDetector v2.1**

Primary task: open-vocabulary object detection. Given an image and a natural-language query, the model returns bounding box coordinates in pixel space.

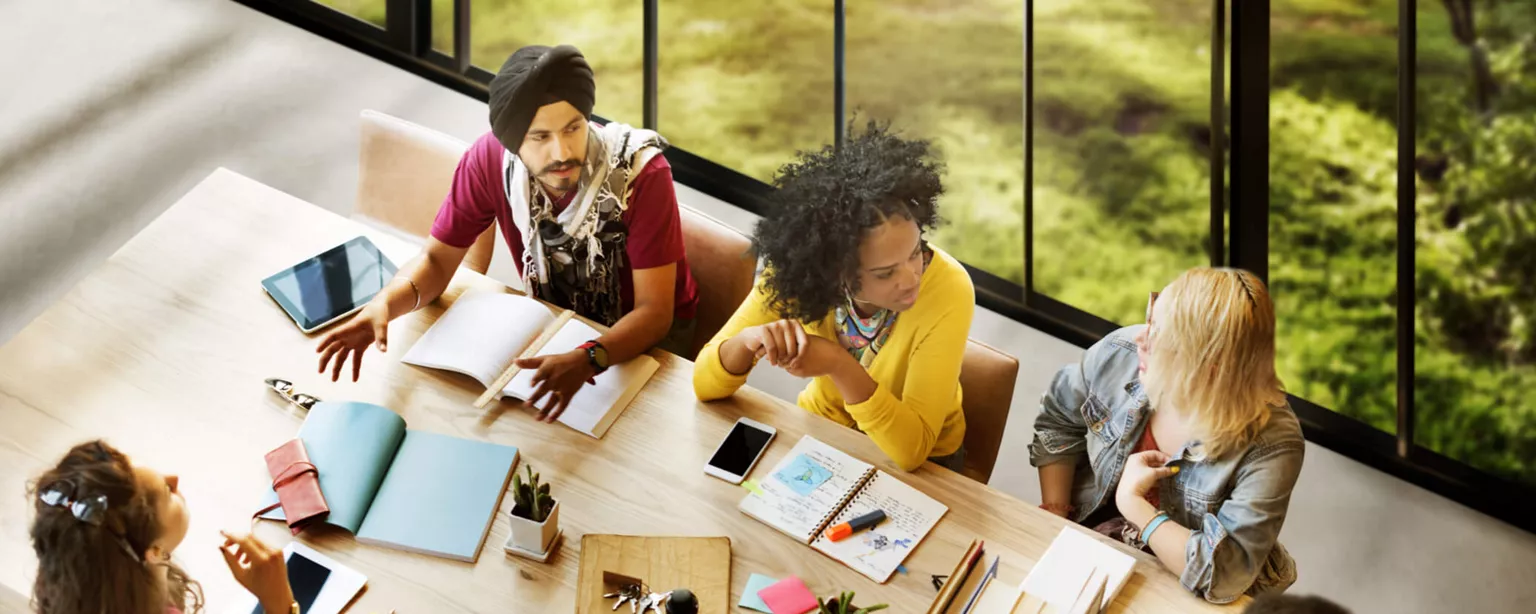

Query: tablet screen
[261,237,398,331]
[250,551,331,614]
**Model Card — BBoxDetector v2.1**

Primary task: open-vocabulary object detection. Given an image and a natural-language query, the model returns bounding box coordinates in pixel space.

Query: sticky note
[742,479,765,496]
[773,454,833,496]
[738,573,778,613]
[758,576,818,614]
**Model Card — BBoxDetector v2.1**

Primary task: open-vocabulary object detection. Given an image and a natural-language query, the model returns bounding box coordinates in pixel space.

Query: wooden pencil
[927,539,985,614]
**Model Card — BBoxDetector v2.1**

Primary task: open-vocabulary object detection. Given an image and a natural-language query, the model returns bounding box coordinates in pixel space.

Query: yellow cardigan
[693,247,973,471]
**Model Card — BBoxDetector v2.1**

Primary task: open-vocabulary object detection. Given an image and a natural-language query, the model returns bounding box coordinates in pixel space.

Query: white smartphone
[704,417,776,484]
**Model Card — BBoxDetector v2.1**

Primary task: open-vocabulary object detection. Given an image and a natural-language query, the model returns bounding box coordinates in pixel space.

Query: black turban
[488,45,596,151]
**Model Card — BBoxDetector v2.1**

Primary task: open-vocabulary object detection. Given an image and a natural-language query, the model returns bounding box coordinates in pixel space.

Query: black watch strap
[580,340,609,374]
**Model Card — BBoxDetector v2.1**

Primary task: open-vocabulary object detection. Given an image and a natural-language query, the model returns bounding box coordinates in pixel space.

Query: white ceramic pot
[508,500,559,554]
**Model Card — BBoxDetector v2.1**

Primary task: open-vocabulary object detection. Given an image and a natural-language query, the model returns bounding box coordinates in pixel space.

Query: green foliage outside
[1268,0,1536,484]
[1031,0,1218,322]
[1409,1,1536,481]
[318,0,1535,485]
[315,0,384,27]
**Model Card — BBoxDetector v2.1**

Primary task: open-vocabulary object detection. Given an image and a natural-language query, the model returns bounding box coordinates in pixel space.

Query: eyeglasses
[38,484,142,562]
[266,378,321,411]
[1146,291,1160,341]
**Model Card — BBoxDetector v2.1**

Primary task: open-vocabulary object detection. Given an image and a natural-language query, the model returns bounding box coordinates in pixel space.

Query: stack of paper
[1019,527,1136,612]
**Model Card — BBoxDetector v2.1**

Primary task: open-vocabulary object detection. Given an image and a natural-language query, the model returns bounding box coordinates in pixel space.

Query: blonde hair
[1143,268,1285,459]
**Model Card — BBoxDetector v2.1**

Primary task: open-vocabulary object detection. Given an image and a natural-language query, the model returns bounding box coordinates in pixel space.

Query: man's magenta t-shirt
[430,131,698,321]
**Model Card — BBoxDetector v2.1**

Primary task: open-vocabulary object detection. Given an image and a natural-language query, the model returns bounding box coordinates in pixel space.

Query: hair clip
[265,378,321,412]
[39,486,142,562]
[39,487,109,526]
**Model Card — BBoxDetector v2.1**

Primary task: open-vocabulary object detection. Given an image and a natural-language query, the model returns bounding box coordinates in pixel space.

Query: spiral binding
[809,469,878,542]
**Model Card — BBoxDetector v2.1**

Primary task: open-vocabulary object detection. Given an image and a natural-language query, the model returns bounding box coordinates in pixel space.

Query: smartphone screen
[708,421,774,477]
[252,551,331,613]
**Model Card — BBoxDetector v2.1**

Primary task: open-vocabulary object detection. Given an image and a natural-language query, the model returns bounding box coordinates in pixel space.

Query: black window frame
[230,0,1536,533]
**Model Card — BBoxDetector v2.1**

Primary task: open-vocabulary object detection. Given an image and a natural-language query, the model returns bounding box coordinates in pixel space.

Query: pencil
[926,539,984,614]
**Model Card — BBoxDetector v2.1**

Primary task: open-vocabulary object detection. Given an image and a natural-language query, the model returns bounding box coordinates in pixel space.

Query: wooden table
[0,169,1239,613]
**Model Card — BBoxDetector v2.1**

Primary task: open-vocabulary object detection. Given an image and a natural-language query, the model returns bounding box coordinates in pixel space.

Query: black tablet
[249,550,331,614]
[261,236,399,333]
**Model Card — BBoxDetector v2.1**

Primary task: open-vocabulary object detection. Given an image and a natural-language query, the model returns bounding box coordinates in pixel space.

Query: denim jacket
[1028,325,1304,603]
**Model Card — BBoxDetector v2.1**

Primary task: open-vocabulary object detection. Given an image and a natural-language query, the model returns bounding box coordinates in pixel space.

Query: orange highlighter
[826,509,887,542]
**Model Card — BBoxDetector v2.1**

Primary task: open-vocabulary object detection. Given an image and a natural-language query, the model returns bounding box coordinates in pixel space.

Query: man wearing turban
[317,45,698,422]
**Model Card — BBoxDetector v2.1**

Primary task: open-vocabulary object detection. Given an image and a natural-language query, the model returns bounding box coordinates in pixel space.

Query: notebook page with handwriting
[740,436,873,542]
[811,470,949,583]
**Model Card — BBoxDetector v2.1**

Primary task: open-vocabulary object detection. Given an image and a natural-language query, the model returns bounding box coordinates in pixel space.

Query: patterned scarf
[503,122,667,326]
[836,302,896,369]
[835,247,934,368]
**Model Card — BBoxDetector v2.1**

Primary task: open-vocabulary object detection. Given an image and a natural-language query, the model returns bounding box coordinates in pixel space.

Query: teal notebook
[260,402,518,562]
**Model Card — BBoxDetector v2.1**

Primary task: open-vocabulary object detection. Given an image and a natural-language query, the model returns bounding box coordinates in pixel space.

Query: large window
[1266,0,1536,488]
[1268,0,1399,434]
[1030,0,1220,323]
[1413,1,1536,485]
[659,1,833,183]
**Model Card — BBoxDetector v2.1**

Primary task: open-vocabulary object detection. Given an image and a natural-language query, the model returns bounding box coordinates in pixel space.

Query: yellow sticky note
[742,479,765,496]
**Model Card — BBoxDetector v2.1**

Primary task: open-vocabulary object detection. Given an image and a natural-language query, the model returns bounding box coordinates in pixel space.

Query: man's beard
[539,175,577,194]
[537,160,580,195]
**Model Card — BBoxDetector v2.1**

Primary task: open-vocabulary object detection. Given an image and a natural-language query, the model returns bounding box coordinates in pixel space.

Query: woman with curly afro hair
[693,123,974,471]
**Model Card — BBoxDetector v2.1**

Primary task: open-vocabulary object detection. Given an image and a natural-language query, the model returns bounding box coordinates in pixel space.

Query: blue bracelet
[1141,511,1171,543]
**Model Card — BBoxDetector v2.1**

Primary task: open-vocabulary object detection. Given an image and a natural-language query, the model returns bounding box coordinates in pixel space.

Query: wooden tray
[576,535,731,613]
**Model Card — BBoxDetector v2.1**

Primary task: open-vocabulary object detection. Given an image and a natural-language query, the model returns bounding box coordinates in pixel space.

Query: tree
[1440,0,1506,117]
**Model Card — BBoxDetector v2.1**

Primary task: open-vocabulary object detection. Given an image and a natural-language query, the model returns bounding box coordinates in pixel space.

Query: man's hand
[516,349,597,422]
[782,335,852,379]
[1116,450,1176,521]
[316,301,391,382]
[218,531,295,614]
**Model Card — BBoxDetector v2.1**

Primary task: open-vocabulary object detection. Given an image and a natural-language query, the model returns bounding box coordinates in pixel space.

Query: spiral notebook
[739,436,948,583]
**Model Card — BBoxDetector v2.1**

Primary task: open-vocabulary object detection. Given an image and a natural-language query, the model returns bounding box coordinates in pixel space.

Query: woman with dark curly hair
[28,440,300,614]
[693,123,974,471]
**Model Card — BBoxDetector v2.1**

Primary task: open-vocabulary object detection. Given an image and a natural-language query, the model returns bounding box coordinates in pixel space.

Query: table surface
[0,168,1240,613]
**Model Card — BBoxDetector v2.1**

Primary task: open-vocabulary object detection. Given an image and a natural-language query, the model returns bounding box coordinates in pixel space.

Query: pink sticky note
[758,576,819,614]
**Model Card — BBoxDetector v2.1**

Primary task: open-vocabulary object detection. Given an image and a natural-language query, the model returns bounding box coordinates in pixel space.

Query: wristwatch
[579,340,609,375]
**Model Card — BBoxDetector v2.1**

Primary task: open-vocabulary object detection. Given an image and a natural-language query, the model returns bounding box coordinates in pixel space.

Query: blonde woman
[1029,268,1303,603]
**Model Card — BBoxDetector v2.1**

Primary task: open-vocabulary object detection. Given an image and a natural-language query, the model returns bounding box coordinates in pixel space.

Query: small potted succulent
[818,591,887,614]
[507,464,559,556]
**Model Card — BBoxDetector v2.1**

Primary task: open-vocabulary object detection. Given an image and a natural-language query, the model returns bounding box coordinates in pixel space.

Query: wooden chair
[958,339,1021,484]
[356,110,496,274]
[678,204,756,359]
